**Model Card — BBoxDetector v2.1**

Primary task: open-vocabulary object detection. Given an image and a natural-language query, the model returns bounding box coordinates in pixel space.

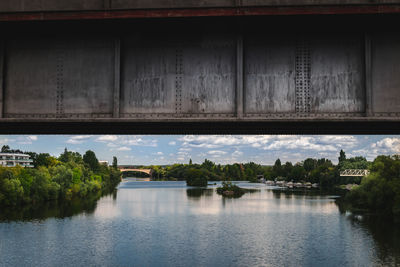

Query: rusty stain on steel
[0,5,400,21]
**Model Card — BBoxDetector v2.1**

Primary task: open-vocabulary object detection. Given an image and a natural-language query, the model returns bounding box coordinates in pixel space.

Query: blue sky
[0,135,399,165]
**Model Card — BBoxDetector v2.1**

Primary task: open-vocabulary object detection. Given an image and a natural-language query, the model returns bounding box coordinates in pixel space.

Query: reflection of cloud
[93,195,121,219]
[112,186,339,219]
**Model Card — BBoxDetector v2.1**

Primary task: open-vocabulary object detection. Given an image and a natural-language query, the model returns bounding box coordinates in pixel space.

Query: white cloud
[179,147,192,152]
[232,150,243,157]
[318,136,358,148]
[371,138,400,154]
[66,135,93,144]
[156,152,163,155]
[207,150,227,155]
[16,135,39,144]
[96,135,157,147]
[263,136,337,152]
[180,135,273,149]
[168,141,176,146]
[96,135,118,142]
[117,146,131,151]
[0,138,15,144]
[28,136,38,141]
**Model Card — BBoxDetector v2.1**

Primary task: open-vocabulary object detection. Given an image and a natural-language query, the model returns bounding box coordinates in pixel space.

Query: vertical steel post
[0,41,4,118]
[104,0,111,9]
[236,34,244,119]
[113,38,121,118]
[365,33,373,117]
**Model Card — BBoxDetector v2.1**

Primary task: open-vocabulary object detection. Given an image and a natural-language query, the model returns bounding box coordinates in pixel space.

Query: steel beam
[0,120,399,134]
[0,41,4,118]
[365,33,373,117]
[113,38,121,118]
[236,33,243,119]
[1,5,400,22]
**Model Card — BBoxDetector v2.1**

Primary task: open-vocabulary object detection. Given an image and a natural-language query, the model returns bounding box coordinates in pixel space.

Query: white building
[0,153,34,168]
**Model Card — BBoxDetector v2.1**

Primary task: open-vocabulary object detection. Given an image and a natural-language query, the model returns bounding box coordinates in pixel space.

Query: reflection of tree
[186,188,213,199]
[0,190,117,222]
[347,216,400,265]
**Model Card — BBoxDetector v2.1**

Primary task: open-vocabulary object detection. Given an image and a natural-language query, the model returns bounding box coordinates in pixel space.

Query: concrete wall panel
[121,35,176,114]
[5,38,114,117]
[0,0,104,12]
[62,39,114,115]
[121,34,235,115]
[310,34,365,113]
[5,40,58,115]
[244,35,296,114]
[181,34,236,114]
[372,33,400,113]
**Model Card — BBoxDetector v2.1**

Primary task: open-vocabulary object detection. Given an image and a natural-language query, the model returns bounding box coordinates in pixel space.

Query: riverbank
[0,149,121,208]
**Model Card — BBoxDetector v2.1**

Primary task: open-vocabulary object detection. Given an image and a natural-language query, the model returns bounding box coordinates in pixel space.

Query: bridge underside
[0,14,400,134]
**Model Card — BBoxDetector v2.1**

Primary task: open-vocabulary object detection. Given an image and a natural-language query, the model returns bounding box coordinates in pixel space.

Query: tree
[303,158,317,172]
[283,162,293,178]
[35,153,52,167]
[201,159,214,171]
[338,150,346,163]
[112,156,118,169]
[289,165,306,182]
[1,145,10,153]
[186,168,208,187]
[189,159,192,165]
[272,159,283,178]
[345,155,400,218]
[83,150,99,172]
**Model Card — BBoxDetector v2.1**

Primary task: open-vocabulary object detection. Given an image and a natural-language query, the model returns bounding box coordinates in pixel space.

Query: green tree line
[345,155,400,219]
[144,150,370,188]
[0,147,121,206]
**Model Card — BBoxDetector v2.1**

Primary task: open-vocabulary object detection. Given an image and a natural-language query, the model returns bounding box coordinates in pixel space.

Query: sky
[0,135,399,166]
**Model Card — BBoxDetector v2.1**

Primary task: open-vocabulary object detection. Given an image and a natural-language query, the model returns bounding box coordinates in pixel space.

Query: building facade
[0,153,34,168]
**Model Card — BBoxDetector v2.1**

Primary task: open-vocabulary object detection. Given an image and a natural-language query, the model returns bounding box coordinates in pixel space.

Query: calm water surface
[1,180,399,267]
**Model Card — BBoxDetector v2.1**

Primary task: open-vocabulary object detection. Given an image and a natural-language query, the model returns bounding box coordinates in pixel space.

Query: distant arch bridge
[119,168,153,176]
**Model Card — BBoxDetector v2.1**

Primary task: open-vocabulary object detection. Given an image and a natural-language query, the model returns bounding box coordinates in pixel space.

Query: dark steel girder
[0,120,399,134]
[1,5,400,22]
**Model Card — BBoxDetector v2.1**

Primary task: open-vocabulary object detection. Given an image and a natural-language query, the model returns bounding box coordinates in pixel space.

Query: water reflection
[0,181,399,266]
[186,188,213,199]
[345,215,400,265]
[0,190,115,222]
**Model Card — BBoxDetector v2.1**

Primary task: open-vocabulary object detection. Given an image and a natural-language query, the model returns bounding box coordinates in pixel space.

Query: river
[1,179,399,266]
